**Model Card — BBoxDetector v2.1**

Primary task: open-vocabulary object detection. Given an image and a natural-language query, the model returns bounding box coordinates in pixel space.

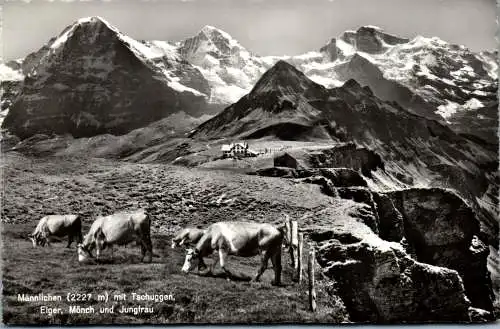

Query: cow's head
[77,243,94,262]
[28,234,37,247]
[181,248,199,273]
[28,233,46,247]
[171,240,178,249]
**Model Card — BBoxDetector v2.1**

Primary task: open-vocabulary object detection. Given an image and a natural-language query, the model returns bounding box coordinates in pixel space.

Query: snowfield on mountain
[2,17,497,142]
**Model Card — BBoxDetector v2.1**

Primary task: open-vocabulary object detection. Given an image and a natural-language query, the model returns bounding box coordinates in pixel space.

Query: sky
[1,0,498,61]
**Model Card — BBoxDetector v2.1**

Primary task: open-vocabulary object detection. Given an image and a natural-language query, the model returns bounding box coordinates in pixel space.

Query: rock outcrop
[305,143,384,177]
[317,232,472,323]
[301,190,494,323]
[340,26,409,54]
[384,188,495,313]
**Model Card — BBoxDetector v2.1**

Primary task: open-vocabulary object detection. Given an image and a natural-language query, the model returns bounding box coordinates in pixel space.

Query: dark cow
[77,209,152,263]
[171,227,206,249]
[182,221,284,285]
[29,215,83,248]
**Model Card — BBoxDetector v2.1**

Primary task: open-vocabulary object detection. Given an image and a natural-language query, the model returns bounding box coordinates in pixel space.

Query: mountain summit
[3,16,209,138]
[249,60,323,96]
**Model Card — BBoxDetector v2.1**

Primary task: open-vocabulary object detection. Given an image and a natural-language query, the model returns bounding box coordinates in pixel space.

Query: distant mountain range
[1,16,497,143]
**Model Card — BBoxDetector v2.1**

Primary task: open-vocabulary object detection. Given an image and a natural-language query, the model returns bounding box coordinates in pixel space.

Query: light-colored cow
[77,209,153,263]
[29,215,83,248]
[182,221,284,285]
[171,227,206,249]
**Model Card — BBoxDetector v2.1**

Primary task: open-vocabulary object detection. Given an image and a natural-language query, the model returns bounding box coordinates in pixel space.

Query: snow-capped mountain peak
[178,24,248,61]
[50,16,118,50]
[200,25,237,43]
[2,17,497,144]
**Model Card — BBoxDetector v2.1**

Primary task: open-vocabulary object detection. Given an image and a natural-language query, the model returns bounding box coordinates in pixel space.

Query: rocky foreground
[254,154,496,322]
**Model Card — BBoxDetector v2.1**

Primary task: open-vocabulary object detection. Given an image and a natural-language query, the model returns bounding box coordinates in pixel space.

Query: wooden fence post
[287,216,294,267]
[284,216,291,247]
[291,220,298,269]
[308,245,317,312]
[297,233,304,283]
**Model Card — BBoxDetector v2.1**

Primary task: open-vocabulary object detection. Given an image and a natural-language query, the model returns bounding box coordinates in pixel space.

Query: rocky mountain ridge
[2,18,497,142]
[1,17,214,138]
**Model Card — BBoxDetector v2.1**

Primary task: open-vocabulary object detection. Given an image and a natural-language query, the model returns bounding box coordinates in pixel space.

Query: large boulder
[306,143,384,177]
[274,152,303,169]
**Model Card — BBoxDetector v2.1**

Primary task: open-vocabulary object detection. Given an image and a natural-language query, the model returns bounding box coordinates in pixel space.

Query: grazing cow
[77,209,153,263]
[171,227,206,249]
[29,215,83,248]
[182,221,284,285]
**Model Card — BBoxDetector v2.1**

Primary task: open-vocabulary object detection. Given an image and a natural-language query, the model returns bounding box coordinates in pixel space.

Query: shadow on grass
[189,268,294,288]
[195,268,253,282]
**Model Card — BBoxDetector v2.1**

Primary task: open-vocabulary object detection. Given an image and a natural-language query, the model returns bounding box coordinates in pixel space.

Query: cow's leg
[209,251,220,273]
[140,231,153,263]
[218,248,232,279]
[146,233,153,262]
[270,248,282,286]
[289,244,295,267]
[253,250,271,282]
[139,238,152,263]
[67,235,73,248]
[140,240,147,262]
[179,238,186,246]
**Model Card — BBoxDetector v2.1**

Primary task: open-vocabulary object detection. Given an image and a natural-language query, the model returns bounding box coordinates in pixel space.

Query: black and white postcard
[1,0,498,325]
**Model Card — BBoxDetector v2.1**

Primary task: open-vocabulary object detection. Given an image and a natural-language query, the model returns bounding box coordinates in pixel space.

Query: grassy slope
[1,153,348,324]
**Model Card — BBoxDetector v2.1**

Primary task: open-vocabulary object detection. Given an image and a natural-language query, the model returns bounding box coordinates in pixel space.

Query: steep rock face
[385,188,494,313]
[302,205,474,323]
[2,17,209,139]
[305,143,384,177]
[447,101,499,145]
[330,186,495,314]
[340,26,409,54]
[319,38,340,62]
[0,80,23,127]
[0,61,24,126]
[317,235,471,323]
[257,159,495,321]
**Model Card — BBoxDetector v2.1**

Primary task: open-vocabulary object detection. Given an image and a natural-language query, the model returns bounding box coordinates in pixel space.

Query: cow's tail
[144,211,153,256]
[75,215,83,244]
